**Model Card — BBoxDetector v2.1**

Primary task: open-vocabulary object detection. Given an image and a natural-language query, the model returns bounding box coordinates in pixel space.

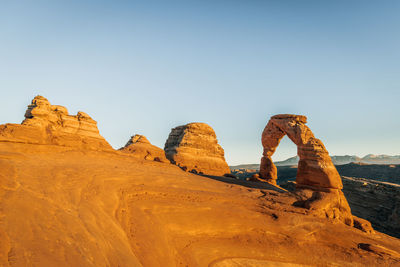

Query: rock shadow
[199,174,288,193]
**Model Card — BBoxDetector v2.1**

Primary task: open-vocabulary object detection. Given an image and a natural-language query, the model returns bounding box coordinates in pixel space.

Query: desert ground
[1,141,400,267]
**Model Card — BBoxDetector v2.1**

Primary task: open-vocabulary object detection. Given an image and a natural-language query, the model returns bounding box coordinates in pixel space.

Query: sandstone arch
[260,114,342,190]
[260,114,353,225]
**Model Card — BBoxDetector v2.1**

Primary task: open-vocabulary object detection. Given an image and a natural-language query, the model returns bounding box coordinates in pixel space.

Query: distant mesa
[231,154,400,170]
[260,114,354,226]
[164,122,230,176]
[275,154,400,166]
[0,95,112,150]
[119,134,169,163]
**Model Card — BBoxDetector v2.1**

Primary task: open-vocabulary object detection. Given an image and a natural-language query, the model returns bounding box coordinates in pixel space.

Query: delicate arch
[260,114,342,190]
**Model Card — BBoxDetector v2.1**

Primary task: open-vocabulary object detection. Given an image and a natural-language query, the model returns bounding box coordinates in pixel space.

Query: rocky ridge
[234,163,400,185]
[0,95,111,150]
[231,154,400,169]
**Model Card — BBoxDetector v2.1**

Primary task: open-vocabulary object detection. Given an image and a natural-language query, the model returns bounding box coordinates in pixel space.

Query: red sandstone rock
[260,114,353,225]
[119,134,169,163]
[247,173,268,182]
[353,216,375,234]
[164,122,230,176]
[0,95,112,150]
[261,114,341,189]
[294,188,353,226]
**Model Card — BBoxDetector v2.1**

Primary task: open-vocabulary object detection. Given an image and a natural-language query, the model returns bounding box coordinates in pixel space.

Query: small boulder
[353,216,375,234]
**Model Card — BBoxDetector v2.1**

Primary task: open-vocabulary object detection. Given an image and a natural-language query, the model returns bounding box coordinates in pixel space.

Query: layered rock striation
[260,114,353,225]
[260,114,341,189]
[0,95,111,150]
[164,123,230,176]
[119,134,168,163]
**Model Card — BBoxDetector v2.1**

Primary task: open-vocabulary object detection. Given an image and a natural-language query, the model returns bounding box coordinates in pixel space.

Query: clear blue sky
[1,0,399,165]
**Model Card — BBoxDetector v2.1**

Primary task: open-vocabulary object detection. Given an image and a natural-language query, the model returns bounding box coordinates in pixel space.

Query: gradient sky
[1,0,399,165]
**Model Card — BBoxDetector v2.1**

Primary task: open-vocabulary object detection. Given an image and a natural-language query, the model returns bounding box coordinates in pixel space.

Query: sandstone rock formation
[0,95,111,150]
[353,216,375,234]
[260,114,340,188]
[1,141,400,266]
[247,173,269,183]
[260,114,353,225]
[0,97,399,265]
[164,122,230,176]
[119,134,168,163]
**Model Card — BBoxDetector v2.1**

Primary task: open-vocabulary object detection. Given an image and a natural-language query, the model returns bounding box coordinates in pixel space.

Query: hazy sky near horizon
[1,0,399,165]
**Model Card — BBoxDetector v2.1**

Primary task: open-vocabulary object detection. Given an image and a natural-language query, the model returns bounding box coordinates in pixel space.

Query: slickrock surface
[0,96,111,150]
[342,176,400,238]
[260,114,353,225]
[0,142,400,266]
[119,134,168,163]
[164,122,230,176]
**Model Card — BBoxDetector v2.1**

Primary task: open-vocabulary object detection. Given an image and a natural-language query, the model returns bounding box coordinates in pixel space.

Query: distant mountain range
[230,154,400,170]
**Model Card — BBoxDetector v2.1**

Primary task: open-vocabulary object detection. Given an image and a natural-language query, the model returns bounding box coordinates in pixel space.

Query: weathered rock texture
[260,114,341,189]
[0,95,111,150]
[260,114,353,225]
[1,142,400,266]
[164,123,230,176]
[119,134,168,163]
[342,176,400,238]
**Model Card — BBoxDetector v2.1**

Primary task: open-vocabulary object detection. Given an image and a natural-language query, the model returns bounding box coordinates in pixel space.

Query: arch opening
[270,135,298,185]
[260,114,343,190]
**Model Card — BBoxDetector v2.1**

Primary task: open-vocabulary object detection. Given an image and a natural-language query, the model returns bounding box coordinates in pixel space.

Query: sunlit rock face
[260,114,353,226]
[260,114,341,189]
[119,134,169,163]
[0,95,112,150]
[0,141,399,266]
[164,122,230,176]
